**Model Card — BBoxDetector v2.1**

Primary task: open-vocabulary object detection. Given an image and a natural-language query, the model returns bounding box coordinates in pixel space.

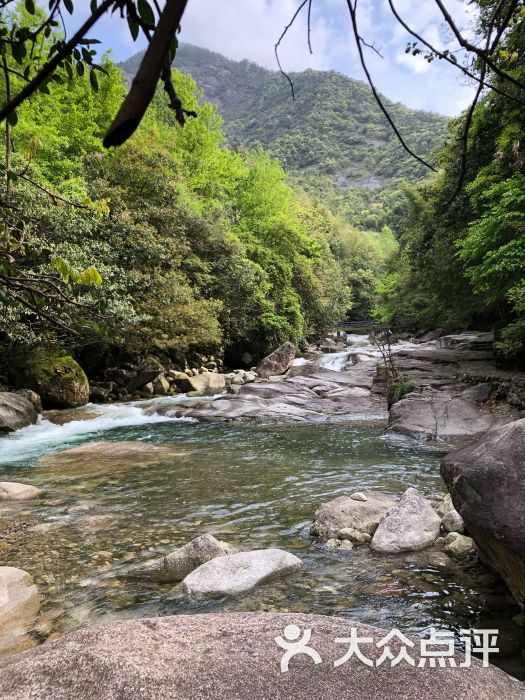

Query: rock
[0,567,40,654]
[388,386,512,441]
[350,491,367,502]
[441,509,465,534]
[338,528,372,545]
[181,548,303,598]
[256,342,296,379]
[0,482,42,501]
[180,373,226,395]
[153,376,170,395]
[326,538,354,551]
[418,329,444,343]
[14,389,42,413]
[0,393,38,433]
[435,493,454,517]
[0,612,524,700]
[130,534,237,582]
[443,532,476,559]
[89,386,110,402]
[311,491,397,539]
[441,419,525,606]
[371,487,441,553]
[11,348,89,409]
[37,440,187,477]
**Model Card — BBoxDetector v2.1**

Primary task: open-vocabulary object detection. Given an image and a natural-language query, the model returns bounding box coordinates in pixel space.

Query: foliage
[120,44,448,231]
[376,3,525,364]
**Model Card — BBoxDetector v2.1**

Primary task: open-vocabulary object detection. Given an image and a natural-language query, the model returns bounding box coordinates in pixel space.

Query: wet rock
[181,548,303,598]
[311,491,397,539]
[256,342,296,379]
[0,393,38,434]
[435,493,454,517]
[130,534,237,582]
[338,527,372,545]
[1,612,524,700]
[441,419,525,606]
[441,509,465,534]
[0,482,42,501]
[326,538,354,551]
[443,532,476,559]
[37,440,187,477]
[0,567,40,654]
[371,487,441,553]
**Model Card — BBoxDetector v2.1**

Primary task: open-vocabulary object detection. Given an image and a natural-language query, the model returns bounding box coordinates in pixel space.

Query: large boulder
[388,386,512,441]
[371,487,441,553]
[0,612,523,700]
[441,419,525,607]
[311,491,397,539]
[130,534,237,582]
[0,566,40,654]
[180,372,226,395]
[0,393,38,434]
[11,348,89,408]
[256,342,296,379]
[181,548,303,598]
[0,482,42,501]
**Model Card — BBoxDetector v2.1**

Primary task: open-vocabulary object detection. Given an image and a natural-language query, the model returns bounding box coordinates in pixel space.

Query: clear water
[1,390,524,677]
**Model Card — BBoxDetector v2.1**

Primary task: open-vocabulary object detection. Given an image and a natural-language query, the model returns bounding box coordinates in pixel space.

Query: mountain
[120,44,449,228]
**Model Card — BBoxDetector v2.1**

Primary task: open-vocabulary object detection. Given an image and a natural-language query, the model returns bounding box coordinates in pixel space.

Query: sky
[71,0,478,116]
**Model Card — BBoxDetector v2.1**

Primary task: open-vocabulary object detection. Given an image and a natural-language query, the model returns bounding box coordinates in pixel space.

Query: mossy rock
[11,348,89,409]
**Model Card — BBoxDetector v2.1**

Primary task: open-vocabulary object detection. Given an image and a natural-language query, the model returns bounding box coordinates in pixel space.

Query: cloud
[65,0,476,116]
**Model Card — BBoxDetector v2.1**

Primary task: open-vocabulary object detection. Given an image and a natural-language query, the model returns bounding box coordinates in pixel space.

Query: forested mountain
[120,44,448,229]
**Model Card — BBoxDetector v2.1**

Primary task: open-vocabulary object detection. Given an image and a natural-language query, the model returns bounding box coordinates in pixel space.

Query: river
[0,346,524,678]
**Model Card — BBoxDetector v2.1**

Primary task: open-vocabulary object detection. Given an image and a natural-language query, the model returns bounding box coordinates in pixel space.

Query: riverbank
[0,331,524,690]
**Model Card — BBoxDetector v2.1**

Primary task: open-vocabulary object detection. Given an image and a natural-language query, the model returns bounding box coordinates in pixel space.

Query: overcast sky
[76,0,477,116]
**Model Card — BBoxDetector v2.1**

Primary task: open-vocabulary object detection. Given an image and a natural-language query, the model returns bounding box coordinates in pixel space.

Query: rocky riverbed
[0,331,524,694]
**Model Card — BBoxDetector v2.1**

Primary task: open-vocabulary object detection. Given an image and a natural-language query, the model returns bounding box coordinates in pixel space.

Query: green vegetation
[376,6,525,365]
[0,14,395,365]
[120,44,448,230]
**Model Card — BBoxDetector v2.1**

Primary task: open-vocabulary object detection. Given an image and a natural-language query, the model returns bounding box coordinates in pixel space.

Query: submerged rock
[371,487,441,553]
[180,548,303,598]
[129,534,237,582]
[37,440,187,476]
[311,491,397,539]
[0,612,523,700]
[0,482,42,501]
[441,419,525,606]
[0,393,38,434]
[256,342,296,379]
[0,566,40,654]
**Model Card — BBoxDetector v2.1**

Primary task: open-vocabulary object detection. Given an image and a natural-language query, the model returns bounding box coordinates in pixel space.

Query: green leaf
[63,0,74,15]
[138,0,155,27]
[89,68,99,92]
[79,266,103,286]
[76,61,85,77]
[127,16,139,41]
[25,0,36,14]
[7,110,18,127]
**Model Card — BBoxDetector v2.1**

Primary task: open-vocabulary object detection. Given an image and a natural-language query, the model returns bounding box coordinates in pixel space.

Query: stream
[1,344,524,679]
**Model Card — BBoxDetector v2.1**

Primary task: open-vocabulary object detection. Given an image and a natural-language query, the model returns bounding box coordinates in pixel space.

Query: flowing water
[1,351,524,677]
